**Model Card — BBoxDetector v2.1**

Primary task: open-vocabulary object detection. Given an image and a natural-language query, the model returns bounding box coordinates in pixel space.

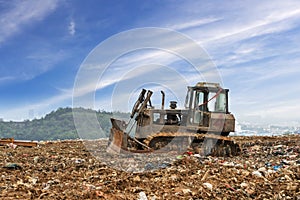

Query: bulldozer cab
[184,82,229,127]
[132,82,233,137]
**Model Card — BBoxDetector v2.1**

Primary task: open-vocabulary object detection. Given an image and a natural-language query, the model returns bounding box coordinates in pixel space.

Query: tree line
[0,107,129,141]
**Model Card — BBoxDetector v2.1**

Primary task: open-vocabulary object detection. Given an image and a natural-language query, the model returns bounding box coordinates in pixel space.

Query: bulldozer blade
[110,118,127,131]
[107,118,129,153]
[107,128,125,154]
[107,127,154,154]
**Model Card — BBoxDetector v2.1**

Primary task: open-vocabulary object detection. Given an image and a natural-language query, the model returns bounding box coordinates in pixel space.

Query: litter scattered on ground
[0,135,299,199]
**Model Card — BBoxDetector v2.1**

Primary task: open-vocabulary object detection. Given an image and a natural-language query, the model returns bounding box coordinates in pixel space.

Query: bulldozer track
[144,132,234,145]
[143,132,241,156]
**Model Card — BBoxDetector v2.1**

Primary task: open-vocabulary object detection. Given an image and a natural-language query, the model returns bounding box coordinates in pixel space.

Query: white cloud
[198,8,300,46]
[22,49,70,80]
[4,0,300,124]
[164,1,299,48]
[0,0,59,44]
[167,1,300,124]
[68,19,76,36]
[0,76,15,82]
[236,98,300,124]
[167,17,222,30]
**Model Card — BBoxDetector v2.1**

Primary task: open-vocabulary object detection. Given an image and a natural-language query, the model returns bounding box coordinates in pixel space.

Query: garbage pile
[0,135,299,199]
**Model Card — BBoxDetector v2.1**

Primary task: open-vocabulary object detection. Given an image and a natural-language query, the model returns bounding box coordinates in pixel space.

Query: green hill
[0,107,129,141]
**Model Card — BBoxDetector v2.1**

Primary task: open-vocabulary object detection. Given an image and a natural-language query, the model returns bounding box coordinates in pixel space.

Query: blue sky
[0,0,300,125]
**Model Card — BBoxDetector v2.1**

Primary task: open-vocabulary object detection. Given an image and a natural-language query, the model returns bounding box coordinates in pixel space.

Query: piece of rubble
[138,191,148,200]
[252,170,263,178]
[203,182,213,191]
[3,163,22,170]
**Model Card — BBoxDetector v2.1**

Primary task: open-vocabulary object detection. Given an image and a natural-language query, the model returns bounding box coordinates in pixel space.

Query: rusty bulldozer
[108,82,241,156]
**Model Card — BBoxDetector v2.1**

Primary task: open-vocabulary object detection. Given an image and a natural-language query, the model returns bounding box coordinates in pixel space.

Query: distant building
[0,118,3,122]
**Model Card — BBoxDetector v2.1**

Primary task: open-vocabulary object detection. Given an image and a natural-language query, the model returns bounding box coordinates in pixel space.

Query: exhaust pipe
[161,91,165,110]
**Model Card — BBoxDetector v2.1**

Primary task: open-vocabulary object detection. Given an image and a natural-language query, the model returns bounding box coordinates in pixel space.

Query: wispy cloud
[0,76,15,85]
[0,0,59,44]
[236,98,300,124]
[71,28,224,112]
[146,1,300,124]
[167,17,222,30]
[25,49,69,79]
[197,9,300,46]
[68,19,76,36]
[3,0,300,124]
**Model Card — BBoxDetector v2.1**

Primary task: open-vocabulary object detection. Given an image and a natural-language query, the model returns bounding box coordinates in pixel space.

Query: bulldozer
[108,82,241,156]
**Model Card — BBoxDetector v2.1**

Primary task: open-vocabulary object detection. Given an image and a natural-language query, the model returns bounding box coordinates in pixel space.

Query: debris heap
[0,135,299,199]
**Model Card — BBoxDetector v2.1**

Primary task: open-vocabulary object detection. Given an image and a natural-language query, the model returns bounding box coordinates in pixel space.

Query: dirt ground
[0,135,299,199]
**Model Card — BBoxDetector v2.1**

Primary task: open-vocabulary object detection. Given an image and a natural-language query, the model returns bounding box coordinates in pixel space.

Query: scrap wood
[0,138,37,147]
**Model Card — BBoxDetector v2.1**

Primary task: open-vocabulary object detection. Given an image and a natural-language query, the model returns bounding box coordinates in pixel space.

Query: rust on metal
[106,128,124,153]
